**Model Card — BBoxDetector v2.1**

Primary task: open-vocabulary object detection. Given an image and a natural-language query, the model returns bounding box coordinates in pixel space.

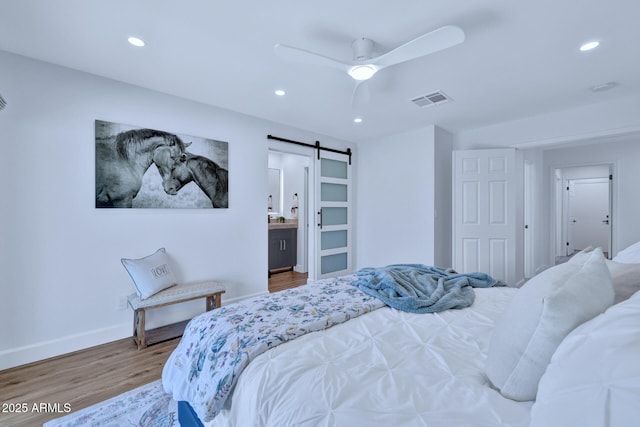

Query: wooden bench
[127,281,226,350]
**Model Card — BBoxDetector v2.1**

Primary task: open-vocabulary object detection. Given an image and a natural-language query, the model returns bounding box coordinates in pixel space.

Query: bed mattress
[205,287,532,427]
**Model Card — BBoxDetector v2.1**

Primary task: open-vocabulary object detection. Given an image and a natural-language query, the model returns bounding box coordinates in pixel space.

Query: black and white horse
[95,128,189,208]
[153,146,228,208]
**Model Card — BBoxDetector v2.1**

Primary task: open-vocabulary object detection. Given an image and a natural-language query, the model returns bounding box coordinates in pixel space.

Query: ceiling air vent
[410,91,450,108]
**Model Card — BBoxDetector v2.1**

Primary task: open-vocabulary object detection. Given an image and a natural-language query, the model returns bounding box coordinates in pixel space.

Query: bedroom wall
[454,95,640,149]
[0,50,352,370]
[355,125,452,268]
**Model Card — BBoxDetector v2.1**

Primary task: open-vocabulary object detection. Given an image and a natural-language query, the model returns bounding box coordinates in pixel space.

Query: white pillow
[485,248,614,401]
[613,240,640,263]
[531,291,640,427]
[568,248,640,303]
[605,260,640,303]
[121,248,178,299]
[566,246,595,265]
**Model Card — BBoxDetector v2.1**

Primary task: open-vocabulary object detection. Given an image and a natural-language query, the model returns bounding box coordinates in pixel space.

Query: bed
[163,246,640,427]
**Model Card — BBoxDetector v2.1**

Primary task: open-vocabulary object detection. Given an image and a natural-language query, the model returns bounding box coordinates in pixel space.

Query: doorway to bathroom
[268,150,311,289]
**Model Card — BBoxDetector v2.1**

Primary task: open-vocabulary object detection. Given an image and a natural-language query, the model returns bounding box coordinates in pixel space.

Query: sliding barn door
[315,151,352,279]
[453,149,517,285]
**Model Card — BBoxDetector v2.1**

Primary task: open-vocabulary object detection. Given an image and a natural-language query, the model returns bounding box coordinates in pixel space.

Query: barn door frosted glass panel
[316,151,352,279]
[321,207,347,226]
[321,253,348,275]
[321,183,348,202]
[321,230,348,250]
[321,158,348,179]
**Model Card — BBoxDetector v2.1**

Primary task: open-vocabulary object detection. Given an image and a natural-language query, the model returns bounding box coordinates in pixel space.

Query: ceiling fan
[274,25,465,107]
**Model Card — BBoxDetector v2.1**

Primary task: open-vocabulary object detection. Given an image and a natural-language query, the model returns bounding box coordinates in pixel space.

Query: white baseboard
[0,291,270,371]
[293,265,307,274]
[224,290,268,305]
[0,323,130,371]
[514,278,527,288]
[536,264,552,274]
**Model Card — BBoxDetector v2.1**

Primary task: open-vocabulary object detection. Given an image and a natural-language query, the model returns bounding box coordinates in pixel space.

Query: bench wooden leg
[206,292,222,311]
[133,309,147,350]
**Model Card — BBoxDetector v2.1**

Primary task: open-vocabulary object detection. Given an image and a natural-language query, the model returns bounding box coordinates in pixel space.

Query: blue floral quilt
[162,274,384,422]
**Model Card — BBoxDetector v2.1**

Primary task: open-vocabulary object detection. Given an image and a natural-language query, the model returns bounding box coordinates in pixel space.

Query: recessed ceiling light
[274,89,286,96]
[353,117,363,124]
[579,41,599,52]
[128,36,145,47]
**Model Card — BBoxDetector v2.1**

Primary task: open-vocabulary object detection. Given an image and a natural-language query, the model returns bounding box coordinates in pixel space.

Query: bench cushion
[128,281,225,310]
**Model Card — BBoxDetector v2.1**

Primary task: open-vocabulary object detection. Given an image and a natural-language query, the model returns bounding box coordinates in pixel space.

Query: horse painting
[95,126,190,208]
[153,146,229,208]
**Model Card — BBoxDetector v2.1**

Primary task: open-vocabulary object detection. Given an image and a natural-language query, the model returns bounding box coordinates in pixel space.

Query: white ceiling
[1,0,638,143]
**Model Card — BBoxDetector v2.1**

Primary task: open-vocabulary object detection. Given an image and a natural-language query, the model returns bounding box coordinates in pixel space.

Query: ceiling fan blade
[372,25,465,68]
[352,80,370,109]
[274,43,350,72]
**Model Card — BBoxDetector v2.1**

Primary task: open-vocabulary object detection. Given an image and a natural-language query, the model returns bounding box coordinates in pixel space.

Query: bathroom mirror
[268,168,282,215]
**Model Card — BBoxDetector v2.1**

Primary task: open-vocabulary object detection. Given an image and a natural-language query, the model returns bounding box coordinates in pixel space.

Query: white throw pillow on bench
[121,248,178,299]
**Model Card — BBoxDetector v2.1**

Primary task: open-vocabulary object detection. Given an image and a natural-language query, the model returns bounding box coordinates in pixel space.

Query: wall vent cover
[410,91,450,107]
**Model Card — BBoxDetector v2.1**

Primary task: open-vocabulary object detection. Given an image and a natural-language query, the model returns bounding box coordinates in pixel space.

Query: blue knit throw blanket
[353,264,503,313]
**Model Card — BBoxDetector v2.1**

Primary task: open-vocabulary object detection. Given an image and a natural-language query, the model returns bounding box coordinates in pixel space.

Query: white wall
[0,50,352,369]
[356,125,452,268]
[455,95,640,149]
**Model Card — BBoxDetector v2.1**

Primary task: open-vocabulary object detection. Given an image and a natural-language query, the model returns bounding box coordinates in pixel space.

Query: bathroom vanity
[268,221,297,276]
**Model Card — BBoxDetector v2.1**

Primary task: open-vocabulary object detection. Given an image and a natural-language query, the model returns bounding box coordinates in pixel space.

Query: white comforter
[206,287,532,427]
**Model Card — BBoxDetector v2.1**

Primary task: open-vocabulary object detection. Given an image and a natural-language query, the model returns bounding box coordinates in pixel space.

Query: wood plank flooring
[0,272,308,426]
[268,270,308,293]
[0,337,180,426]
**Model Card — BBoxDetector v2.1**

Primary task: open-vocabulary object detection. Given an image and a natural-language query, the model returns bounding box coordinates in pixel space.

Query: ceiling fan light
[348,65,376,81]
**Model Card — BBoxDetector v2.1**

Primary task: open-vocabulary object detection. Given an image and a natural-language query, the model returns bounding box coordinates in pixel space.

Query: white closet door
[567,178,611,255]
[453,149,517,285]
[315,151,352,279]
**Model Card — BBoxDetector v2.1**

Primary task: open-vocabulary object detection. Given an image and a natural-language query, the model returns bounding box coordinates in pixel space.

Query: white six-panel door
[453,149,517,285]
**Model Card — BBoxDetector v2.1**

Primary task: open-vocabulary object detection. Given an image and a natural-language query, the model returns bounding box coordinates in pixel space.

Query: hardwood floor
[0,337,180,426]
[268,270,308,293]
[0,273,308,426]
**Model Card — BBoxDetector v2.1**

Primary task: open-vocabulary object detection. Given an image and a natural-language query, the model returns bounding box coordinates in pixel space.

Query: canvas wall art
[95,120,229,209]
